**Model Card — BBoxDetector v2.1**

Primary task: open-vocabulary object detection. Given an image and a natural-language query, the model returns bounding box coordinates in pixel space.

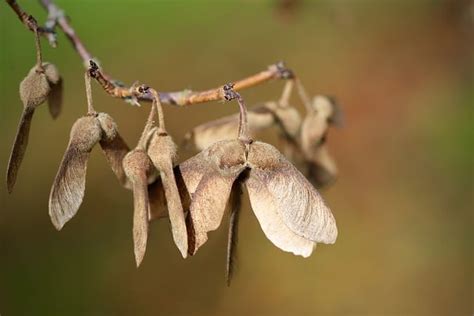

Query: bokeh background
[0,0,472,315]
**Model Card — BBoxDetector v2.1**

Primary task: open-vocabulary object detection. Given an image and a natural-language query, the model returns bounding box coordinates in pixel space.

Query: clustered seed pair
[6,27,339,285]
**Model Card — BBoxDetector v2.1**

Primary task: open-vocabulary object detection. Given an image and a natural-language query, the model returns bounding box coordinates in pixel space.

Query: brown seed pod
[97,113,131,188]
[147,130,188,258]
[7,66,53,192]
[182,139,337,258]
[123,149,154,267]
[6,107,35,193]
[49,116,103,230]
[19,66,51,108]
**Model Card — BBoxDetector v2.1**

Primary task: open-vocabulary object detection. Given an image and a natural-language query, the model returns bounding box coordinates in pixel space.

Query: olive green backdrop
[0,0,472,315]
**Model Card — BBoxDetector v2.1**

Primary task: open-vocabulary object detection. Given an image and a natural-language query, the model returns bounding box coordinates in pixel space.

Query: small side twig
[6,0,57,47]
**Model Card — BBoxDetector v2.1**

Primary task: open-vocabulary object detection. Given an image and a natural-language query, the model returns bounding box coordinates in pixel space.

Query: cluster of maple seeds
[6,22,340,285]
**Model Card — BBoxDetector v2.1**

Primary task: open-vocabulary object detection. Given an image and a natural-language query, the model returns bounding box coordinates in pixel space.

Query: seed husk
[49,116,103,230]
[19,66,51,108]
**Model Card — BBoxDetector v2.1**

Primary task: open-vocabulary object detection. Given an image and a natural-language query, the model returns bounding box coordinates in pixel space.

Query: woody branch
[7,0,295,107]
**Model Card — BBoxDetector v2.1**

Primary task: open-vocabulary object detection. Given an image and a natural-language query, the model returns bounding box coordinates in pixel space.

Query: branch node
[223,83,239,101]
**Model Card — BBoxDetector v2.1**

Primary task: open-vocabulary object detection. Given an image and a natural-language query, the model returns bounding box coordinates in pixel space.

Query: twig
[36,0,295,106]
[6,0,57,47]
[6,0,296,106]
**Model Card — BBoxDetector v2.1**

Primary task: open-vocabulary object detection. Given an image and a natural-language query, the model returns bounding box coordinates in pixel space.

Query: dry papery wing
[245,172,316,257]
[49,116,103,230]
[247,141,337,245]
[313,95,344,127]
[43,62,63,119]
[306,144,338,188]
[6,107,35,193]
[300,110,329,156]
[148,146,207,221]
[47,77,63,119]
[123,149,154,267]
[264,101,302,139]
[226,180,243,286]
[97,113,130,188]
[184,104,275,151]
[148,131,188,258]
[187,140,247,255]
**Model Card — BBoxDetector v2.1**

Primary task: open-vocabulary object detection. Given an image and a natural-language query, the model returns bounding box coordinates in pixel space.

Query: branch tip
[273,61,295,80]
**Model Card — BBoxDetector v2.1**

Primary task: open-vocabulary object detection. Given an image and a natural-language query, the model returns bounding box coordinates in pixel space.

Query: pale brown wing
[300,112,328,156]
[160,160,188,258]
[183,140,246,255]
[148,152,210,235]
[245,172,315,257]
[49,147,90,230]
[226,182,242,286]
[147,132,188,257]
[306,145,338,188]
[123,149,154,267]
[247,141,337,244]
[99,133,130,188]
[178,149,212,194]
[131,175,150,267]
[97,113,130,188]
[189,171,237,255]
[48,116,102,230]
[48,78,63,119]
[6,107,35,193]
[184,105,275,151]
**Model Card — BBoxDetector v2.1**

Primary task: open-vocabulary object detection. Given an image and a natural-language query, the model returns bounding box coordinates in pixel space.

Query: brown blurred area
[0,0,472,315]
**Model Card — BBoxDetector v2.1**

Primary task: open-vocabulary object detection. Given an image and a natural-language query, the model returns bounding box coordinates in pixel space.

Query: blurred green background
[0,0,472,315]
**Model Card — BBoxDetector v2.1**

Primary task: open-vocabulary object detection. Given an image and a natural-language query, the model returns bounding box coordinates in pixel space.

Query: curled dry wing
[49,116,102,230]
[97,113,130,188]
[123,149,153,267]
[247,141,337,245]
[186,140,246,255]
[148,131,188,258]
